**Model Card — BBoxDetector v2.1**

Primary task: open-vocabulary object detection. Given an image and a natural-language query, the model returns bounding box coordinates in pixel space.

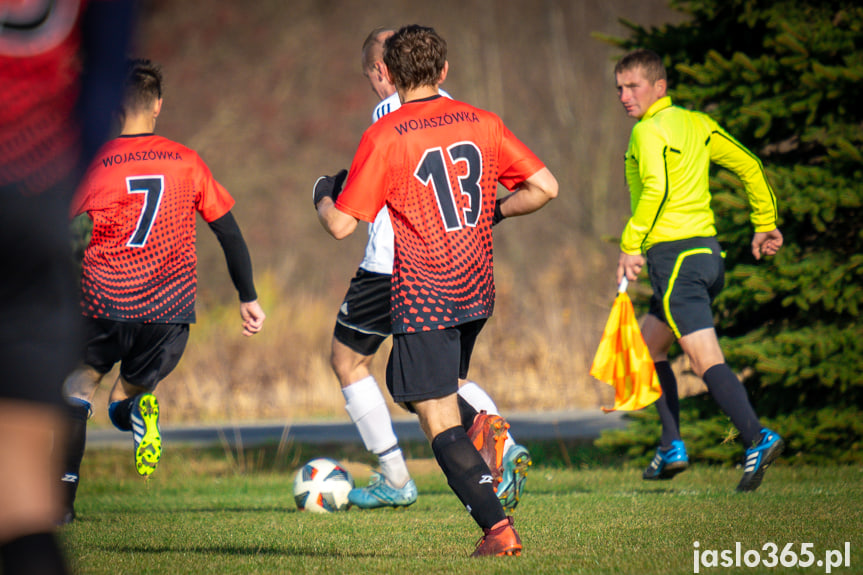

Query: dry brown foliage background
[88,0,691,427]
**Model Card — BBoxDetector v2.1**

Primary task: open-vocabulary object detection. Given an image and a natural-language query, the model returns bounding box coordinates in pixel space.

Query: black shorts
[333,268,392,356]
[646,236,725,338]
[386,319,486,405]
[0,184,81,406]
[82,318,190,391]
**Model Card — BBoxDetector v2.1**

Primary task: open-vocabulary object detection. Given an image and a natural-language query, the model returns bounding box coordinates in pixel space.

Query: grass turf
[61,443,862,574]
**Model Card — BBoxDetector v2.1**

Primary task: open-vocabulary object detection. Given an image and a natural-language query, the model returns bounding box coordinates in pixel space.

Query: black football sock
[108,396,136,432]
[61,399,90,515]
[702,363,762,446]
[654,361,681,448]
[1,532,69,575]
[457,395,479,431]
[431,426,506,530]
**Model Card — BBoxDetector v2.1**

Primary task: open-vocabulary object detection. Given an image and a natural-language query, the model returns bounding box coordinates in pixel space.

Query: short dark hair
[122,59,162,114]
[383,25,446,92]
[614,49,667,84]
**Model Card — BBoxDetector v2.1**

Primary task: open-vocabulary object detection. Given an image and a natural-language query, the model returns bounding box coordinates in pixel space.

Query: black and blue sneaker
[737,428,784,492]
[643,439,689,480]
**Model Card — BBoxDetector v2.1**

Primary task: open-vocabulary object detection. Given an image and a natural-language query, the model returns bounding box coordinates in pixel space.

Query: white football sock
[458,381,516,452]
[378,447,411,489]
[342,376,410,487]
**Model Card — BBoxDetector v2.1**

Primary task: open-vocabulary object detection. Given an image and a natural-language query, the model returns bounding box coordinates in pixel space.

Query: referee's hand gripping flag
[590,278,662,413]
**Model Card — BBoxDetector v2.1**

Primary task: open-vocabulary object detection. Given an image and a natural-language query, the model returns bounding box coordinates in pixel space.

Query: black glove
[313,169,348,206]
[492,198,506,226]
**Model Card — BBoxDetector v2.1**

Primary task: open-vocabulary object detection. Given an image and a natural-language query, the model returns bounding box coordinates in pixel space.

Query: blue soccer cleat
[497,444,532,513]
[737,428,784,492]
[131,393,162,477]
[348,472,418,509]
[643,439,689,480]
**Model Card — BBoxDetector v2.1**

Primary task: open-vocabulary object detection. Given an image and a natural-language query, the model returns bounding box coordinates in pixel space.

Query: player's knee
[331,347,371,386]
[62,366,103,403]
[329,347,345,378]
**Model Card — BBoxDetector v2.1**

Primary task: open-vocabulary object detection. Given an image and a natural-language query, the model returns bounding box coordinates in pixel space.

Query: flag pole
[618,276,628,293]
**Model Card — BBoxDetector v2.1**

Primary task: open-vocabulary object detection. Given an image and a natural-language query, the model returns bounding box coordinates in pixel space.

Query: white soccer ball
[292,457,354,513]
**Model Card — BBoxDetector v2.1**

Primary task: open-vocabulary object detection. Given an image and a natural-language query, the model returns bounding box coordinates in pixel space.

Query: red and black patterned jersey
[0,0,88,193]
[336,95,545,333]
[71,134,235,323]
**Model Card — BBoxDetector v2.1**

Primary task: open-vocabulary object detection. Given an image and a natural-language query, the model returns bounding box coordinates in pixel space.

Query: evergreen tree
[596,0,863,463]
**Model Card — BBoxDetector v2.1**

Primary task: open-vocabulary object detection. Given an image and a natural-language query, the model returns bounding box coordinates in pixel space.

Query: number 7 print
[126,175,164,247]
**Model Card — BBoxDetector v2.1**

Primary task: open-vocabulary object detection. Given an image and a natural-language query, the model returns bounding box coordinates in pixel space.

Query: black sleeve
[207,211,258,302]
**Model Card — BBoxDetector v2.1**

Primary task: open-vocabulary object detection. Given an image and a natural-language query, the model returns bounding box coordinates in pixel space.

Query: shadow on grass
[76,506,299,517]
[93,542,380,558]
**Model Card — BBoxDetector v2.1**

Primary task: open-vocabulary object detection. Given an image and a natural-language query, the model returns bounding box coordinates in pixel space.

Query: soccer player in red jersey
[327,27,533,514]
[59,60,266,522]
[316,25,558,557]
[0,1,135,572]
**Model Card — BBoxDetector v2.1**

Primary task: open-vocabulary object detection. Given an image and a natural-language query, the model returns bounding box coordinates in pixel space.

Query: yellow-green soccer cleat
[131,393,162,476]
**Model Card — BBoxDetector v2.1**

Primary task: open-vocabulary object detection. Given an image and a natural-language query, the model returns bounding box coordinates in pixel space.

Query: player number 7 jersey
[72,134,235,323]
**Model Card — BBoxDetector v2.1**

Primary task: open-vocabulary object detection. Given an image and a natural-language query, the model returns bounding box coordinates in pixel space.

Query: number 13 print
[414,142,483,231]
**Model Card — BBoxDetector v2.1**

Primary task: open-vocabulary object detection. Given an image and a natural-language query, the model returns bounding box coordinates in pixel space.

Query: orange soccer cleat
[467,411,510,484]
[471,516,522,557]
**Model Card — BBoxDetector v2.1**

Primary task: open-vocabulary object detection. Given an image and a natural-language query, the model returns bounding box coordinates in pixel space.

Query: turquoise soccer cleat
[497,444,532,513]
[348,472,418,509]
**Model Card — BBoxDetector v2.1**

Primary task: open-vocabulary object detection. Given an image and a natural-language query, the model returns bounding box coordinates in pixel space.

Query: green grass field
[62,444,862,575]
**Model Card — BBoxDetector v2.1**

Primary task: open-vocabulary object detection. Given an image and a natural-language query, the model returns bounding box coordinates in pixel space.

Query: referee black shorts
[333,268,392,356]
[386,318,487,406]
[82,317,190,391]
[646,236,725,338]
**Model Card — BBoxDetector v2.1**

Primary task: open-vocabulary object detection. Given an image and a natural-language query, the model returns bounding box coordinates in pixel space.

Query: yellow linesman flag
[590,278,662,412]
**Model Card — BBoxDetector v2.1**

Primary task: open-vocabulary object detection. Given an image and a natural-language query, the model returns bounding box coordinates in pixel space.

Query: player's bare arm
[496,167,558,219]
[316,196,359,239]
[313,169,357,239]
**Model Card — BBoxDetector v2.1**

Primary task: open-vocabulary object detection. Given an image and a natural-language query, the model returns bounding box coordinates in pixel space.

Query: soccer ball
[292,457,354,513]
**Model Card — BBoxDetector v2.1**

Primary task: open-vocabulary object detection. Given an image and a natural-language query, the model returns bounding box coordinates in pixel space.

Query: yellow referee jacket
[620,96,778,255]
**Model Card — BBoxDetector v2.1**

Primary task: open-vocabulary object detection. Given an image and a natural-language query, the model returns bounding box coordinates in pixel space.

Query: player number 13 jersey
[336,96,544,333]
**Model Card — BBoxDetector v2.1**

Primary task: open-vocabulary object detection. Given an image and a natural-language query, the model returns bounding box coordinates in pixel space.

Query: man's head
[362,27,396,100]
[383,25,447,93]
[614,49,667,120]
[122,59,162,115]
